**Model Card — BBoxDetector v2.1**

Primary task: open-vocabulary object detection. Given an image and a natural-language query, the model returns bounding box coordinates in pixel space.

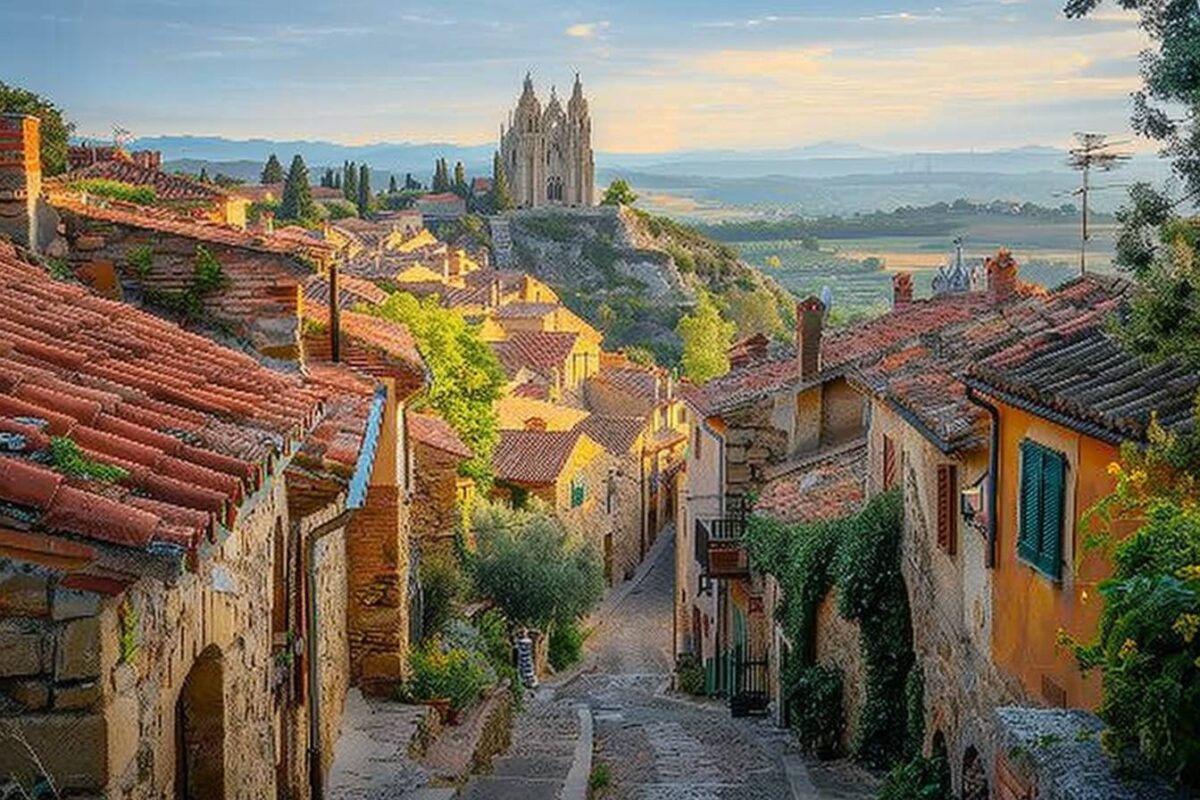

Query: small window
[570,474,586,508]
[882,434,897,489]
[936,464,957,556]
[1017,439,1067,580]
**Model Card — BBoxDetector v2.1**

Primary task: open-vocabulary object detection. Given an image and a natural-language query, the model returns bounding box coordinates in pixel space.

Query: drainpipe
[965,385,999,568]
[329,262,341,363]
[306,508,354,800]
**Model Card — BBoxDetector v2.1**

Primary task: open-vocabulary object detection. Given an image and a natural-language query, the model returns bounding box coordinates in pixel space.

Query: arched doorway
[176,645,226,800]
[962,745,988,800]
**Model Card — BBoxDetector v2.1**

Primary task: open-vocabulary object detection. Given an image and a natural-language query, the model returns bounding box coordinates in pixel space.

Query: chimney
[986,248,1018,302]
[490,278,500,309]
[0,114,41,252]
[262,209,275,234]
[796,297,825,382]
[892,272,913,308]
[522,273,533,300]
[329,262,341,363]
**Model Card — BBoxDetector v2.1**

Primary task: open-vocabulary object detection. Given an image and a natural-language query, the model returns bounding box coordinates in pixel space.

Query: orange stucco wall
[991,402,1122,710]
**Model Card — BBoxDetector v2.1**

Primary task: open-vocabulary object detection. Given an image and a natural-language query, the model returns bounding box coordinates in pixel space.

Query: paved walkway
[459,528,879,800]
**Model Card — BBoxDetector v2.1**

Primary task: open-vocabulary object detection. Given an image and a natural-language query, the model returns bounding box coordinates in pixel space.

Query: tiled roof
[418,193,466,205]
[302,303,426,382]
[576,415,645,455]
[50,194,335,264]
[0,245,322,570]
[293,364,376,478]
[304,274,390,310]
[493,302,557,320]
[967,324,1198,444]
[496,396,590,432]
[491,331,578,378]
[511,381,549,400]
[465,269,525,291]
[408,412,472,458]
[754,442,867,525]
[54,161,227,202]
[589,366,662,404]
[492,429,591,485]
[471,177,493,193]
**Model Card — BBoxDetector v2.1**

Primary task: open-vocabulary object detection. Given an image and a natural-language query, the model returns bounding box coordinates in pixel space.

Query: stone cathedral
[500,73,595,208]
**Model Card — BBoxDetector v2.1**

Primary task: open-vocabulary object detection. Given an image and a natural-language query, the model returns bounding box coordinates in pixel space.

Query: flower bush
[407,639,493,712]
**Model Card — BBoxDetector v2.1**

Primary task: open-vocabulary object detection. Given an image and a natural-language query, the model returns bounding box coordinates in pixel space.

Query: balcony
[696,516,750,580]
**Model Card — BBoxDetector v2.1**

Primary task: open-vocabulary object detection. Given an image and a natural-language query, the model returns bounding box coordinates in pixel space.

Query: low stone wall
[813,589,865,753]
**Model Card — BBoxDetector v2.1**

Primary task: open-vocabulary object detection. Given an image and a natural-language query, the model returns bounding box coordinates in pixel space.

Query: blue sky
[1,0,1149,152]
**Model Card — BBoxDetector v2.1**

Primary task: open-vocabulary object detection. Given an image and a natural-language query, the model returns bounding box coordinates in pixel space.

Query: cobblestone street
[461,530,878,800]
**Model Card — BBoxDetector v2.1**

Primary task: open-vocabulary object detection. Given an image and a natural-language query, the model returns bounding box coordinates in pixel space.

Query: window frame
[1016,438,1067,581]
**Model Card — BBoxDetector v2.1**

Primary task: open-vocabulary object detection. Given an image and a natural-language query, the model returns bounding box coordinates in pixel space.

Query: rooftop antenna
[1067,133,1129,276]
[112,125,133,149]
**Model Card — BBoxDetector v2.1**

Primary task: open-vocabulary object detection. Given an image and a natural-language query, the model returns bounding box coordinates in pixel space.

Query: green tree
[676,289,736,382]
[405,172,421,190]
[0,82,75,176]
[467,501,604,630]
[432,158,450,193]
[601,178,638,206]
[453,161,468,197]
[725,287,785,339]
[197,166,209,184]
[261,153,284,184]
[388,174,398,194]
[488,152,513,212]
[362,292,505,484]
[357,163,371,217]
[278,154,316,223]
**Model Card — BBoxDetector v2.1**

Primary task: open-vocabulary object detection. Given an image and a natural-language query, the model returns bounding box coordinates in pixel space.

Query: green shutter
[1017,440,1066,581]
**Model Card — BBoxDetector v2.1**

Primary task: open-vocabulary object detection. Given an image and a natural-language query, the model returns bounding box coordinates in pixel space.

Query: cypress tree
[489,151,513,212]
[388,174,398,194]
[261,153,284,184]
[333,171,341,190]
[357,163,371,216]
[198,166,209,184]
[453,161,467,197]
[279,154,315,222]
[344,161,358,203]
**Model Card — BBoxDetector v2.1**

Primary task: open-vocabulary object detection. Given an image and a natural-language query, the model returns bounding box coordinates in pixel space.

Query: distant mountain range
[122,134,1169,216]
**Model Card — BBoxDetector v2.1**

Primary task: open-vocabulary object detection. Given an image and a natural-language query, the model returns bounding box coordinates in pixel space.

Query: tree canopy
[488,152,513,212]
[601,178,638,206]
[467,501,604,629]
[261,153,284,184]
[453,161,468,197]
[356,163,371,217]
[677,288,736,382]
[361,292,505,484]
[278,154,316,222]
[0,82,75,176]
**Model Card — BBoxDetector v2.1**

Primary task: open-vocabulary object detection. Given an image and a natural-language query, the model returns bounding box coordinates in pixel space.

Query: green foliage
[905,664,926,759]
[792,665,845,756]
[1063,415,1200,789]
[343,160,357,202]
[118,598,139,665]
[46,258,74,282]
[677,289,736,382]
[278,154,316,223]
[488,151,514,212]
[406,639,493,712]
[723,286,786,339]
[0,81,75,176]
[744,489,915,770]
[420,553,468,640]
[453,161,468,198]
[50,436,128,483]
[467,501,604,629]
[623,346,657,367]
[357,162,371,216]
[674,653,705,695]
[877,754,952,800]
[71,178,157,206]
[192,245,226,294]
[548,619,588,671]
[601,178,638,206]
[361,292,504,485]
[589,762,612,794]
[142,245,226,320]
[261,154,284,184]
[433,157,450,193]
[126,245,154,278]
[321,198,359,220]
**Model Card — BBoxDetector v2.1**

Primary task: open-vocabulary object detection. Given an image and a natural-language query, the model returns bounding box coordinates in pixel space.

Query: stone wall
[722,397,790,497]
[410,441,462,547]
[813,589,866,753]
[557,451,641,584]
[310,515,350,778]
[55,210,309,357]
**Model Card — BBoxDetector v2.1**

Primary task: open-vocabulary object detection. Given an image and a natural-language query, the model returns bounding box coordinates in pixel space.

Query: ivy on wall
[744,488,918,769]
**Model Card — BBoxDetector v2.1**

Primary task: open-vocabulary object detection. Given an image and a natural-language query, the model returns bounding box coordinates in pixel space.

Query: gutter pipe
[965,385,1000,568]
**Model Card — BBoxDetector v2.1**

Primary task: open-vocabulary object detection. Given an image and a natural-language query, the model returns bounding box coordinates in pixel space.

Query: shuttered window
[936,464,957,556]
[1017,439,1067,580]
[882,434,897,489]
[570,474,586,508]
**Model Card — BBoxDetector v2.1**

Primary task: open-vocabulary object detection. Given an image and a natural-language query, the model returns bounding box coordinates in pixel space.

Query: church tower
[499,73,595,209]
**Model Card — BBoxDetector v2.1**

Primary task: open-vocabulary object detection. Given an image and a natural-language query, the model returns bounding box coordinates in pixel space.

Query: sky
[0,0,1151,154]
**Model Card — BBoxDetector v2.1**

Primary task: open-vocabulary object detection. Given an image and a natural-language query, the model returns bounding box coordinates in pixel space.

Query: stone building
[407,412,473,556]
[499,73,595,209]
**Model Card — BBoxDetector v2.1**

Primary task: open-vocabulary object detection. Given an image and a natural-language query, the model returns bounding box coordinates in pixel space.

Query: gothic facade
[500,73,595,209]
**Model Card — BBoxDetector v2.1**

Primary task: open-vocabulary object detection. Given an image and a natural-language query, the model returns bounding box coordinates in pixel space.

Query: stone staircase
[488,216,514,268]
[456,694,581,800]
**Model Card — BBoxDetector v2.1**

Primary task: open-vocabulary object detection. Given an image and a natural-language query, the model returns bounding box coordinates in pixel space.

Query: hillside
[505,206,793,364]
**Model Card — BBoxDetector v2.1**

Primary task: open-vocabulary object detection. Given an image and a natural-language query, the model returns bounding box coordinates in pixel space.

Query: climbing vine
[744,488,916,768]
[143,244,228,320]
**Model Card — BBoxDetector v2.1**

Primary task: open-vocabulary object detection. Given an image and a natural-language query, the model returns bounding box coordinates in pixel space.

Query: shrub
[407,640,493,712]
[791,664,844,757]
[877,754,951,800]
[71,178,156,205]
[419,553,467,640]
[675,653,705,696]
[321,198,359,220]
[126,245,154,278]
[548,620,588,672]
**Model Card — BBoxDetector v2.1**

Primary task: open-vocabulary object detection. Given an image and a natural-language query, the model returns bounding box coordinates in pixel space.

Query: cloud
[566,21,609,39]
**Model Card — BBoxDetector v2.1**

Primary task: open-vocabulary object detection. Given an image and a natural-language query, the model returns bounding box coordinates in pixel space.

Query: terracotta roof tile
[53,161,226,202]
[491,331,578,378]
[493,302,558,320]
[408,413,472,459]
[754,443,867,525]
[0,245,323,567]
[304,274,390,310]
[302,302,426,381]
[575,415,645,455]
[492,429,592,485]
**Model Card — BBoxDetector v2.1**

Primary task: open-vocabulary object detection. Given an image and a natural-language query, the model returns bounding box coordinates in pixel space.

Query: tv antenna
[1067,133,1129,275]
[112,125,133,149]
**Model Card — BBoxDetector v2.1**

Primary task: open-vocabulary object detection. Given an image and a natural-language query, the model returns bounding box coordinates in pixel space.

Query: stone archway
[962,745,988,800]
[176,645,226,800]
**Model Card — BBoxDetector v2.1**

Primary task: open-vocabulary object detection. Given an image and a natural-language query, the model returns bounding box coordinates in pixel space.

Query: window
[882,434,897,489]
[1017,439,1067,580]
[936,464,957,556]
[570,474,586,508]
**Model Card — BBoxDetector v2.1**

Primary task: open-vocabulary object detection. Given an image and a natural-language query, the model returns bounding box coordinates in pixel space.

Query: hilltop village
[0,69,1198,800]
